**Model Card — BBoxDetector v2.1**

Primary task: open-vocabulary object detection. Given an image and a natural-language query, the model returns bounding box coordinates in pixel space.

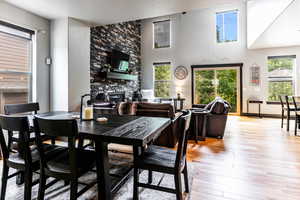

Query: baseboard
[241,113,282,118]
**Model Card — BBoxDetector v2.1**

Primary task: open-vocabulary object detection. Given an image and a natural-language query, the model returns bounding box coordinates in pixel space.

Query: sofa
[192,97,230,139]
[117,102,182,147]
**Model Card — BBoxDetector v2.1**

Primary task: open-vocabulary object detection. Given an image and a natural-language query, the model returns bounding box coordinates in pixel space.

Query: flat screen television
[110,50,130,72]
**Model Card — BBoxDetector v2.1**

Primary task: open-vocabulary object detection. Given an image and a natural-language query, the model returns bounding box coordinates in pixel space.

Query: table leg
[247,101,249,114]
[180,100,184,111]
[201,115,207,140]
[95,140,112,200]
[258,104,261,118]
[194,115,199,143]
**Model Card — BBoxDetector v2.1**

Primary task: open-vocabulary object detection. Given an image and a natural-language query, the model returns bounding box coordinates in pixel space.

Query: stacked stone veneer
[90,21,141,99]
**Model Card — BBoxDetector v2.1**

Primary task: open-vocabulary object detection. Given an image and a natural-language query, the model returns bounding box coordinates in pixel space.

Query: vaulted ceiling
[4,0,241,25]
[247,0,300,49]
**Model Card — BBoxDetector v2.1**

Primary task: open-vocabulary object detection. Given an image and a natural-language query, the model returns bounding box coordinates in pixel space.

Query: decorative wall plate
[174,65,188,80]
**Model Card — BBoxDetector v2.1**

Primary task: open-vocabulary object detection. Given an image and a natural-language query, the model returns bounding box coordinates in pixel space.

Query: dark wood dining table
[35,111,171,200]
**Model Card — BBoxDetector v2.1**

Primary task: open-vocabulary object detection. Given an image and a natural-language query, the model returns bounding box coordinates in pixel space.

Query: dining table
[35,111,171,200]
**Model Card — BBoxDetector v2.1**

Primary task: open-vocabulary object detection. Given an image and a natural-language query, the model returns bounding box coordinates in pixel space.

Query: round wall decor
[174,65,188,80]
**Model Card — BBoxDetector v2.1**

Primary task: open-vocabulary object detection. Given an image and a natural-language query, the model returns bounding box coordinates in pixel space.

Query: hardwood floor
[188,116,300,200]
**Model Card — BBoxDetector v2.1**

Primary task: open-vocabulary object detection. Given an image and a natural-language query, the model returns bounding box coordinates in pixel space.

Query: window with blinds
[0,22,33,112]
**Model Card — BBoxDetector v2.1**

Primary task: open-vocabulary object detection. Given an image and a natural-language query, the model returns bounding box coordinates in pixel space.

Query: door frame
[191,63,243,115]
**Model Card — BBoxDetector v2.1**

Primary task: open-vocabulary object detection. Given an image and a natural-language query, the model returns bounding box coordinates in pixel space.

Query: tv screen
[110,50,130,72]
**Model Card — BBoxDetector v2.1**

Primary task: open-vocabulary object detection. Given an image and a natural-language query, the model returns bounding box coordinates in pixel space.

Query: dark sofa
[118,102,182,147]
[192,97,230,139]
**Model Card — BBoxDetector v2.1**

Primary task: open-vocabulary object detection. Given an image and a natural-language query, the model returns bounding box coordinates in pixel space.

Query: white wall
[50,18,90,111]
[0,2,51,112]
[141,1,300,115]
[68,18,90,111]
[50,18,69,111]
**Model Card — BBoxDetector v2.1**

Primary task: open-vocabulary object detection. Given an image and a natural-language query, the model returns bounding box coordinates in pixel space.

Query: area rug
[1,151,194,200]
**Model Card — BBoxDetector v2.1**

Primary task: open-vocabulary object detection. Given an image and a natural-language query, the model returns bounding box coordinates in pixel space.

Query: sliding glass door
[193,67,241,114]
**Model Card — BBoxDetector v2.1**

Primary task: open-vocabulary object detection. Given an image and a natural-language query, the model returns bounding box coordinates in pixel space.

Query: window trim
[153,19,171,49]
[153,62,172,98]
[216,9,239,44]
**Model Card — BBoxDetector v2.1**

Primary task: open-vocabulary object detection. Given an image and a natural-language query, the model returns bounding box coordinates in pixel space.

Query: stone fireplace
[90,21,141,101]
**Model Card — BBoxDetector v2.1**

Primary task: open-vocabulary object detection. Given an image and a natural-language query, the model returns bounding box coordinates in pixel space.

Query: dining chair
[133,110,192,200]
[291,96,300,136]
[284,96,300,131]
[4,103,56,146]
[0,115,65,200]
[33,116,97,200]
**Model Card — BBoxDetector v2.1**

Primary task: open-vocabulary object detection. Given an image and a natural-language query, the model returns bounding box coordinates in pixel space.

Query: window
[154,62,172,97]
[268,55,296,101]
[153,20,170,48]
[216,10,238,43]
[0,22,33,113]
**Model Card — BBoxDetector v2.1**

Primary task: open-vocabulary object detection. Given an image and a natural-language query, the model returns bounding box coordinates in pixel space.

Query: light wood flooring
[188,116,300,200]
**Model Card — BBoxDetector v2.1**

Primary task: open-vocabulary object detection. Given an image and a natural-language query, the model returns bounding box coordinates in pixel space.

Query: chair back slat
[4,103,39,115]
[175,111,192,169]
[34,117,78,137]
[0,115,31,162]
[0,115,30,132]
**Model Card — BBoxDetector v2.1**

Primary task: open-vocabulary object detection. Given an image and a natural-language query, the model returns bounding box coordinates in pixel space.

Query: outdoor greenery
[268,57,295,101]
[217,70,237,112]
[154,64,171,97]
[268,81,293,101]
[194,69,237,112]
[268,57,293,72]
[195,70,215,104]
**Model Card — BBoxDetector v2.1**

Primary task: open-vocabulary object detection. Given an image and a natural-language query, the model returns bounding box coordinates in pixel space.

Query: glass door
[193,67,240,114]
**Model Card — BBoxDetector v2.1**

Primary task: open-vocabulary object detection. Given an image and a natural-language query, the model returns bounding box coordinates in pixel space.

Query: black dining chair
[284,96,300,131]
[291,96,300,136]
[0,115,65,200]
[4,103,56,146]
[133,111,192,200]
[33,116,97,200]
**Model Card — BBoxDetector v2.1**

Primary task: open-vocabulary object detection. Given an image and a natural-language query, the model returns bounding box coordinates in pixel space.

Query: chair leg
[281,110,284,128]
[174,172,183,200]
[16,171,24,185]
[78,137,84,149]
[148,170,153,184]
[24,170,32,200]
[183,162,189,193]
[133,168,139,200]
[295,117,298,136]
[70,180,78,200]
[287,111,290,131]
[51,137,56,145]
[0,164,9,200]
[38,170,47,200]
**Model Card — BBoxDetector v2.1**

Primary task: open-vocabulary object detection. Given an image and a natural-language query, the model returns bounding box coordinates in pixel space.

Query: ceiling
[4,0,241,25]
[250,0,300,49]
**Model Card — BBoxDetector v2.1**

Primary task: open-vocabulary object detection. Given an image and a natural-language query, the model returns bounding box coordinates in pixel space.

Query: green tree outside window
[154,64,171,98]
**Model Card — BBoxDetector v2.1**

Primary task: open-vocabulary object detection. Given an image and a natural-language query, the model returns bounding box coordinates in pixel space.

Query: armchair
[192,97,230,139]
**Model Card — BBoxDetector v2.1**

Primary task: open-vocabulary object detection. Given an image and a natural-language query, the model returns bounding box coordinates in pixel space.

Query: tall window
[268,55,296,101]
[153,62,172,98]
[216,10,238,43]
[153,20,170,49]
[0,22,33,112]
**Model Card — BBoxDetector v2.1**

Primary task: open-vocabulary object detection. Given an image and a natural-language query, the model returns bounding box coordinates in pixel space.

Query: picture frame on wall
[250,64,260,86]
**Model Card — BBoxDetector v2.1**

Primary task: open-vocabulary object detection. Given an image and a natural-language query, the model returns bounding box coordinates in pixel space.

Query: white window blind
[0,22,33,110]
